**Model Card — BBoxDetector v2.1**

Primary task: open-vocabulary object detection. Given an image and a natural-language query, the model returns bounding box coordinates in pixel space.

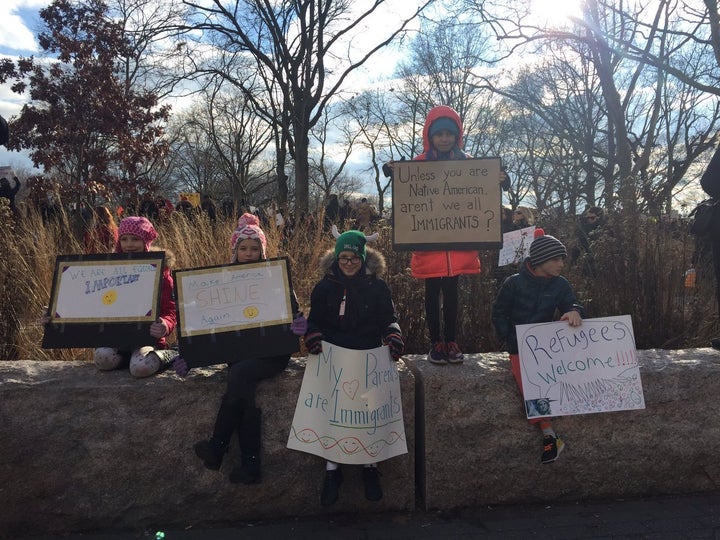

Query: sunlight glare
[528,0,584,28]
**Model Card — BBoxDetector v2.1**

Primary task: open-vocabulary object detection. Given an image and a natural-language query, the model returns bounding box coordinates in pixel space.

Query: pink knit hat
[115,216,158,253]
[230,213,267,260]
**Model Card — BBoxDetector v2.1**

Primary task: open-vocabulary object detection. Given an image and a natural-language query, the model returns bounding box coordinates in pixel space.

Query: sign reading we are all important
[517,315,645,419]
[42,252,165,349]
[174,258,294,338]
[391,158,502,251]
[287,342,408,465]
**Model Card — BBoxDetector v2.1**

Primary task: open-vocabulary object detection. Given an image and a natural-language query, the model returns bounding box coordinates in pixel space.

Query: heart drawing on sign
[342,379,359,400]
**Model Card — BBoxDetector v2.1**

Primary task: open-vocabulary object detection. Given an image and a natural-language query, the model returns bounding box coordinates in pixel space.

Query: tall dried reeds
[0,208,717,361]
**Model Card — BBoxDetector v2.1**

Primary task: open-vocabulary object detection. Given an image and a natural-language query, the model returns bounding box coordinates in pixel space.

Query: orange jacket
[410,105,481,278]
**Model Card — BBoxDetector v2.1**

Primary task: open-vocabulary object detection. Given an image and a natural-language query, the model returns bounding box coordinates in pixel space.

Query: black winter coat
[307,248,399,350]
[492,259,584,354]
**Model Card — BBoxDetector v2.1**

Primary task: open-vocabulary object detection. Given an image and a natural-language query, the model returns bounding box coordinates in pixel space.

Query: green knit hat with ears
[334,230,367,261]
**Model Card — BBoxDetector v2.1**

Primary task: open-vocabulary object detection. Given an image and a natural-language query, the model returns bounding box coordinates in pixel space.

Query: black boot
[193,439,227,471]
[229,407,262,484]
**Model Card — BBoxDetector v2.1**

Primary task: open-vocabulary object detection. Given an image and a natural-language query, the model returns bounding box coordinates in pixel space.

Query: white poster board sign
[287,342,408,465]
[175,259,293,337]
[516,315,645,418]
[498,226,535,266]
[51,259,162,321]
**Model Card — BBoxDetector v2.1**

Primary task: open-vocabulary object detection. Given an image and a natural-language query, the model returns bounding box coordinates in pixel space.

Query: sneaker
[362,466,383,501]
[229,454,261,484]
[541,435,565,464]
[193,439,227,471]
[711,337,720,350]
[446,341,464,364]
[320,469,343,506]
[428,342,448,365]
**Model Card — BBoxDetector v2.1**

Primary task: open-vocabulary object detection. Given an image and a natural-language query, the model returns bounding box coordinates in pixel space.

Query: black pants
[424,276,459,343]
[211,354,289,454]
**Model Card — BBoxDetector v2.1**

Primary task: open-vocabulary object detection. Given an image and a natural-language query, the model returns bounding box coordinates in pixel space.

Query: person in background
[303,228,404,506]
[173,213,307,484]
[492,233,584,464]
[570,206,606,277]
[83,205,118,253]
[511,206,535,230]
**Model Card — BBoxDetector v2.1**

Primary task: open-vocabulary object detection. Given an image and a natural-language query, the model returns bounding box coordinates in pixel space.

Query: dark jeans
[424,276,459,343]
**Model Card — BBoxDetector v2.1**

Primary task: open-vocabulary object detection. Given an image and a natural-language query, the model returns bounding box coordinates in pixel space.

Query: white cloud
[0,0,51,54]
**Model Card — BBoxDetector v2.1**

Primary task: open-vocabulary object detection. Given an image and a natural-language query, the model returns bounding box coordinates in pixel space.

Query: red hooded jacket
[410,106,481,278]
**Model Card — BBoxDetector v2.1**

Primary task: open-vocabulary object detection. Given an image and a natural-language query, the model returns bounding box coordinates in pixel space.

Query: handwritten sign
[42,253,164,349]
[516,315,645,418]
[175,259,293,337]
[498,226,535,266]
[287,342,408,465]
[391,158,502,250]
[174,258,299,367]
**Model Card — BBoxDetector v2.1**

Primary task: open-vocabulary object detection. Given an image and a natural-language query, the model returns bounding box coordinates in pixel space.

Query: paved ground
[21,492,720,539]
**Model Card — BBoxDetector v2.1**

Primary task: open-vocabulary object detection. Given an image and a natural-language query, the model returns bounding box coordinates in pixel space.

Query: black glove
[383,332,404,361]
[304,331,323,354]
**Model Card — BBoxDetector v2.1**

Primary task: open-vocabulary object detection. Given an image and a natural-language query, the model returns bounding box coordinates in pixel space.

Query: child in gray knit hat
[491,233,584,464]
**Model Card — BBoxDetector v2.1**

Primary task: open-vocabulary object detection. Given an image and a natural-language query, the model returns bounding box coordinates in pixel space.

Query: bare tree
[177,0,433,212]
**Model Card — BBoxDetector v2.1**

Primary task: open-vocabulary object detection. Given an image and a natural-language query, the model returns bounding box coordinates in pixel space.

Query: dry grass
[0,205,717,361]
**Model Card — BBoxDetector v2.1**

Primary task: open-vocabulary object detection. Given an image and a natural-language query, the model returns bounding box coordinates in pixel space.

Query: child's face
[119,234,145,253]
[337,250,362,277]
[235,238,262,263]
[535,256,565,278]
[431,130,457,153]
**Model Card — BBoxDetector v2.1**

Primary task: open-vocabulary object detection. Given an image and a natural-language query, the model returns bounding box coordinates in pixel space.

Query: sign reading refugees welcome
[391,157,502,250]
[516,315,645,418]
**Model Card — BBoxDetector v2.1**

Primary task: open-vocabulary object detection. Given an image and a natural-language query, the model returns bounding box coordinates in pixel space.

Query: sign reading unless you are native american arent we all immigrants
[391,157,502,251]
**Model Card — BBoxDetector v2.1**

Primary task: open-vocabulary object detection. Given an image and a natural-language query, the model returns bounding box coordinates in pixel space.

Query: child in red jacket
[93,216,177,377]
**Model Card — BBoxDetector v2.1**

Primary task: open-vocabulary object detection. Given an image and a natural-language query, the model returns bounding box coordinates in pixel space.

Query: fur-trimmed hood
[318,246,386,277]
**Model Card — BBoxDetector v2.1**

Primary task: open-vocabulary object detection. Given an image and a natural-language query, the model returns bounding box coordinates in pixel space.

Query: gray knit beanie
[529,235,567,267]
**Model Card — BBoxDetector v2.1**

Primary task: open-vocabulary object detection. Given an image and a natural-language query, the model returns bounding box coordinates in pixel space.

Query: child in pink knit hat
[93,216,178,377]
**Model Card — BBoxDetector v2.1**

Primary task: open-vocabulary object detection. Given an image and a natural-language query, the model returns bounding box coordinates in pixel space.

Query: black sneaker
[541,435,565,464]
[193,439,227,471]
[320,469,343,506]
[362,466,383,501]
[229,454,261,484]
[711,337,720,350]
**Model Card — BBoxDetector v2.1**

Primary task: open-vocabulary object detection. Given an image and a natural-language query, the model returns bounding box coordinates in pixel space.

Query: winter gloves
[304,331,323,354]
[383,325,405,361]
[173,356,189,377]
[290,313,308,336]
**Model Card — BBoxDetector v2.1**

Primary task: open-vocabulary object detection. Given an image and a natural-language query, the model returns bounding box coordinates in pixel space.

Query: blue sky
[0,0,50,172]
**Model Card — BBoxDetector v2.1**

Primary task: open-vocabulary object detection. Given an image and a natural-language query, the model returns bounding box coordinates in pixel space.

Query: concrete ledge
[0,359,415,537]
[3,349,720,536]
[406,348,720,510]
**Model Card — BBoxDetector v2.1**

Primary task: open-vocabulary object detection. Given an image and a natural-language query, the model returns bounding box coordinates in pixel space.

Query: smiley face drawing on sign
[243,305,259,319]
[102,289,118,306]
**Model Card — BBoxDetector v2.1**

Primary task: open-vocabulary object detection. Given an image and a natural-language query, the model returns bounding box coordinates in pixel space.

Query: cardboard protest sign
[173,257,299,367]
[42,253,164,349]
[287,342,408,465]
[498,226,535,266]
[516,315,645,418]
[391,157,502,251]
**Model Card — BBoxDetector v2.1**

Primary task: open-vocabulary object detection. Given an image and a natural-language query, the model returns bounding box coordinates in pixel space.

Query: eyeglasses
[514,211,523,215]
[587,215,598,221]
[338,256,361,265]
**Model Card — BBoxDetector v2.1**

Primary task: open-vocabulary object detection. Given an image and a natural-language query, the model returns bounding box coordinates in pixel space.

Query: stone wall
[2,348,720,536]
